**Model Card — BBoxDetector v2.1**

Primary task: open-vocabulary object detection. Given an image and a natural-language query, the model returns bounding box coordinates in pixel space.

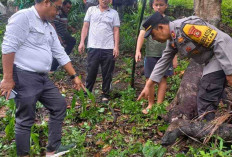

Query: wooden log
[161,119,232,146]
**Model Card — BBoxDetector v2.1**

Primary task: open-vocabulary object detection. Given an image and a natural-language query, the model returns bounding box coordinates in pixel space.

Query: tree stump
[165,60,203,122]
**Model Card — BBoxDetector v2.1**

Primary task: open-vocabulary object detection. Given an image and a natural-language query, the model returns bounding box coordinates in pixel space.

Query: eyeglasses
[50,0,62,12]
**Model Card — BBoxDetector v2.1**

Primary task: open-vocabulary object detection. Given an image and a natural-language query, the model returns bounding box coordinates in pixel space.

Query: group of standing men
[1,0,232,156]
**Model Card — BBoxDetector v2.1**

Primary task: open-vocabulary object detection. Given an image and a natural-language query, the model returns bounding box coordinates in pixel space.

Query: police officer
[137,12,232,121]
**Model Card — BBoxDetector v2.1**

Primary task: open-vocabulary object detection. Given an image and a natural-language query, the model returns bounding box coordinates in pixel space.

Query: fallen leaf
[0,106,7,118]
[114,108,121,112]
[157,131,163,137]
[94,153,101,157]
[96,140,105,145]
[101,145,112,153]
[113,80,120,84]
[179,70,185,76]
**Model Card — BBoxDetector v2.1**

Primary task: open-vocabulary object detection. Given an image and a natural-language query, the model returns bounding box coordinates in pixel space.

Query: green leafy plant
[186,136,232,157]
[4,99,16,142]
[221,0,232,28]
[168,0,193,9]
[142,140,166,157]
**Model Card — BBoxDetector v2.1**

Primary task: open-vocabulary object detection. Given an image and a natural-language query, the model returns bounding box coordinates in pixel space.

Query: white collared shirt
[84,5,120,49]
[2,6,70,73]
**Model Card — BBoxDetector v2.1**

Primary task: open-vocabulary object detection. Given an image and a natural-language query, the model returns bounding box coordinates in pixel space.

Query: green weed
[142,140,166,157]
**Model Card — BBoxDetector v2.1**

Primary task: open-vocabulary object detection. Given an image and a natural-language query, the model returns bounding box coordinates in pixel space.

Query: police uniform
[143,12,232,121]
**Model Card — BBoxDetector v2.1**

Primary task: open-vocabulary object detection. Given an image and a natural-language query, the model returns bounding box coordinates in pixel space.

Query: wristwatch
[70,73,79,80]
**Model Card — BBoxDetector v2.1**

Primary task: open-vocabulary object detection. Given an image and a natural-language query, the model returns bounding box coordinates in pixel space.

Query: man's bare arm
[78,22,90,54]
[113,26,120,58]
[0,53,16,99]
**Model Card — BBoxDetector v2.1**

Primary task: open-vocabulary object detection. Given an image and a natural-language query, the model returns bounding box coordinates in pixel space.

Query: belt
[13,65,48,76]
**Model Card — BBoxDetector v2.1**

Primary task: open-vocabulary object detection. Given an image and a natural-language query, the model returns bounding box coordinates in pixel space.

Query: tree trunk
[194,0,222,27]
[0,2,7,15]
[165,60,203,122]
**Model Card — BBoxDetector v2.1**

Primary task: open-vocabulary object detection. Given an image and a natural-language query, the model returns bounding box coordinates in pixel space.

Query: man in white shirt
[0,0,85,156]
[79,0,120,104]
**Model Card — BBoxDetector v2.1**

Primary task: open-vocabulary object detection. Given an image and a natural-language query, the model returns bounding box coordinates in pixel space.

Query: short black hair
[153,0,168,4]
[63,0,72,5]
[35,0,58,4]
[153,17,169,29]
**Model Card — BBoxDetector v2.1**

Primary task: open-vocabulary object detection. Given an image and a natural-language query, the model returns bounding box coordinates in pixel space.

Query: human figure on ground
[135,0,177,114]
[112,0,123,21]
[0,0,85,156]
[83,0,98,12]
[137,12,232,121]
[78,0,120,104]
[51,0,76,71]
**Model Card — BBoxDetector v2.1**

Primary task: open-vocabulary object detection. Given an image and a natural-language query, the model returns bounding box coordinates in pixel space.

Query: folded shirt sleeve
[2,12,30,54]
[149,40,177,83]
[84,7,92,22]
[213,31,232,75]
[113,11,120,27]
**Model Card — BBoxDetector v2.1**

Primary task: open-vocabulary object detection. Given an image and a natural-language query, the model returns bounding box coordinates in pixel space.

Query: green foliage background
[222,0,232,27]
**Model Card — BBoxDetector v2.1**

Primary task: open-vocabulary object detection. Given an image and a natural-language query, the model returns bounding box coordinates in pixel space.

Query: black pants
[13,66,67,156]
[51,33,76,71]
[197,70,226,121]
[86,48,115,97]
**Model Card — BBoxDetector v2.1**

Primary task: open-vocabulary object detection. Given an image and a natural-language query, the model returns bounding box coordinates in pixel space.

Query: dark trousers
[13,66,67,156]
[86,48,115,97]
[51,33,76,71]
[197,70,226,121]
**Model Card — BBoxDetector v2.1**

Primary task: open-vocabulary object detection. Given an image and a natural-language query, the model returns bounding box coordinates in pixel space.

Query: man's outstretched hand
[137,79,155,101]
[72,77,86,91]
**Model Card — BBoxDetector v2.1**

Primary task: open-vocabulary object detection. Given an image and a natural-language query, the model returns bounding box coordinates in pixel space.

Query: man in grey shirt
[0,0,85,156]
[79,0,120,103]
[138,12,232,121]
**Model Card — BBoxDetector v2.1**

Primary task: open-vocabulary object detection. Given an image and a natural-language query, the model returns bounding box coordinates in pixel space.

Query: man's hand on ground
[0,79,15,100]
[137,79,155,101]
[137,86,151,101]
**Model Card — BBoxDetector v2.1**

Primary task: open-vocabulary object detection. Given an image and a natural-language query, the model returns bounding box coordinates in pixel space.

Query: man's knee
[15,122,33,133]
[51,97,67,120]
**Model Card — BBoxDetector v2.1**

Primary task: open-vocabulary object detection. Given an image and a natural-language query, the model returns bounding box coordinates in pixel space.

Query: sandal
[142,107,152,114]
[101,97,109,104]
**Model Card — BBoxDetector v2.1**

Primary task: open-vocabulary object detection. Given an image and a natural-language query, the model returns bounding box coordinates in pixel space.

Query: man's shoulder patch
[182,24,217,47]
